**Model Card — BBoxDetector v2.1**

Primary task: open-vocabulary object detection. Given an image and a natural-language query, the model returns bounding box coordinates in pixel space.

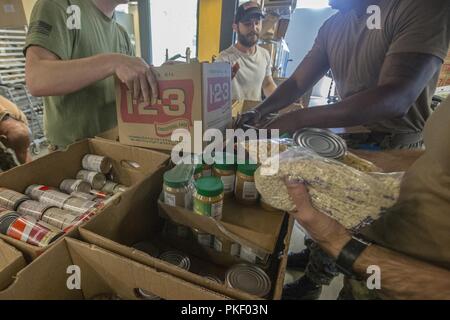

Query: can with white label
[17,200,52,220]
[213,236,241,257]
[76,170,107,190]
[62,197,97,214]
[60,179,92,194]
[192,228,213,248]
[25,185,53,200]
[159,251,191,271]
[0,188,29,210]
[82,154,112,174]
[39,190,71,208]
[41,208,81,230]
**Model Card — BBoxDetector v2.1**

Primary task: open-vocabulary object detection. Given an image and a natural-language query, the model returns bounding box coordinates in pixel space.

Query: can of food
[39,190,71,208]
[70,191,98,202]
[192,228,213,248]
[41,207,80,230]
[239,245,270,265]
[76,170,106,190]
[113,184,127,193]
[0,211,20,235]
[82,154,112,174]
[132,241,160,257]
[62,209,97,233]
[62,197,97,214]
[134,288,161,300]
[17,200,52,220]
[60,179,92,194]
[213,236,240,257]
[293,128,347,160]
[225,264,272,298]
[193,177,224,220]
[164,221,191,239]
[101,181,118,194]
[203,275,222,284]
[0,188,29,211]
[2,215,64,247]
[159,251,191,271]
[89,190,109,199]
[25,185,53,200]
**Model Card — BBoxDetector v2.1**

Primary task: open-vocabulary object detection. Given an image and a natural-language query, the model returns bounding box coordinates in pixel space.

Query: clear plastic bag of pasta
[254,147,404,232]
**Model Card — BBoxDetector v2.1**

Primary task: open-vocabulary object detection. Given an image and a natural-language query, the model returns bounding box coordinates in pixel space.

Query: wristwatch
[336,236,371,277]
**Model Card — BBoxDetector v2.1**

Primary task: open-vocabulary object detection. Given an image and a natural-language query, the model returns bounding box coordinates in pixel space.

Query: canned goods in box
[0,211,20,235]
[41,208,81,230]
[62,197,97,214]
[39,190,71,208]
[132,241,160,257]
[293,128,347,160]
[192,228,213,248]
[225,264,272,298]
[62,208,97,233]
[159,251,191,271]
[25,185,53,200]
[2,214,63,247]
[17,200,52,220]
[0,188,29,210]
[76,170,106,190]
[239,245,270,265]
[213,237,240,257]
[101,181,118,194]
[70,191,98,202]
[82,154,112,174]
[60,179,92,194]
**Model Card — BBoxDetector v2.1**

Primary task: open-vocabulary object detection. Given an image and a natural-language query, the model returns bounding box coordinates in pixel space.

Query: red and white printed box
[116,62,232,151]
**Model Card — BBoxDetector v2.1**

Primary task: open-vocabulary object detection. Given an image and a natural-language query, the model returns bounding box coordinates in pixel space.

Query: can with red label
[82,154,112,174]
[59,179,92,194]
[0,188,29,211]
[0,214,63,247]
[17,200,52,220]
[25,185,55,201]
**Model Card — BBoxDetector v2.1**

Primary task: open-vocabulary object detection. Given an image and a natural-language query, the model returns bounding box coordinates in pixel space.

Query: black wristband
[336,237,371,277]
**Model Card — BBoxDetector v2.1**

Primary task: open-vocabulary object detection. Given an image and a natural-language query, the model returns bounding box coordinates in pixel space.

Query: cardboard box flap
[66,238,231,300]
[78,228,259,300]
[0,239,26,291]
[158,200,285,254]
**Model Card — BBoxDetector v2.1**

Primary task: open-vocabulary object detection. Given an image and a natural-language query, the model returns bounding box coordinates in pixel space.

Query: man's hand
[234,109,262,129]
[285,177,351,257]
[113,54,159,103]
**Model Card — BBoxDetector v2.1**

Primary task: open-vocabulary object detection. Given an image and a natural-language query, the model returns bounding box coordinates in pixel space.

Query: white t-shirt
[216,45,272,101]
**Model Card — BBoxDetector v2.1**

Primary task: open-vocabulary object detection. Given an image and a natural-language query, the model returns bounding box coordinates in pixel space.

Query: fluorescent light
[297,0,330,9]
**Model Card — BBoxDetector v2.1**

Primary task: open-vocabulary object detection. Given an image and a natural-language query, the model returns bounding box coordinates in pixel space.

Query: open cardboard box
[0,239,26,291]
[0,238,229,300]
[0,139,169,261]
[79,168,294,300]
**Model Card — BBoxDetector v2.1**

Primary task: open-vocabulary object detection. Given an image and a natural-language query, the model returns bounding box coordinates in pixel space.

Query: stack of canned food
[0,154,128,248]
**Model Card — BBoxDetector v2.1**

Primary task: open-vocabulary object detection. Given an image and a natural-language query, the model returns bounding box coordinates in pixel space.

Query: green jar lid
[214,153,236,171]
[237,163,258,176]
[195,177,224,197]
[164,164,193,189]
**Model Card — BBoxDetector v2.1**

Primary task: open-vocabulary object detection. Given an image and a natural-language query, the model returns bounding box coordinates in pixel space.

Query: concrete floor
[284,222,344,300]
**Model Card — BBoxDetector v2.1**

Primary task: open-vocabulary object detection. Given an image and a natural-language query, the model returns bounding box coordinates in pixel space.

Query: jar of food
[192,228,213,248]
[163,165,193,209]
[193,164,203,180]
[202,164,212,177]
[193,177,224,220]
[234,163,259,205]
[213,236,240,257]
[213,153,236,197]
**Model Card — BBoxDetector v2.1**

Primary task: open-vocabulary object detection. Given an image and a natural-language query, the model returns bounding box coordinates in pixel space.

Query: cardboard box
[116,62,232,151]
[79,167,294,300]
[0,239,26,291]
[0,139,169,261]
[0,0,27,28]
[0,238,229,300]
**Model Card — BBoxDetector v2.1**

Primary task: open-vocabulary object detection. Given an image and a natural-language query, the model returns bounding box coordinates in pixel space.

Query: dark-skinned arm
[263,53,443,134]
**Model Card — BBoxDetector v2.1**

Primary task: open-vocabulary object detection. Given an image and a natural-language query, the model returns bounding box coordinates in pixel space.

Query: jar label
[240,245,258,264]
[221,175,236,193]
[184,191,193,209]
[211,201,223,220]
[164,192,176,207]
[243,181,258,200]
[214,237,223,252]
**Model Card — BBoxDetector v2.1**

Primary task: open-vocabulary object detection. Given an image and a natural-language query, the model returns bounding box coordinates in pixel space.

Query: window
[150,0,198,66]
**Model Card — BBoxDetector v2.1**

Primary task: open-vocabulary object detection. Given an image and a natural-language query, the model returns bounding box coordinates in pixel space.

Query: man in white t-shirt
[216,2,277,101]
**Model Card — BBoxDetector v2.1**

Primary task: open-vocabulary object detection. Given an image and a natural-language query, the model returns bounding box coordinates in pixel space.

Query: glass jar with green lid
[193,177,224,220]
[213,153,236,197]
[163,164,194,209]
[234,163,259,205]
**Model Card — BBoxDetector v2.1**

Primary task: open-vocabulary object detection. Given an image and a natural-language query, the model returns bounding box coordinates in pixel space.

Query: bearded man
[216,1,277,101]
